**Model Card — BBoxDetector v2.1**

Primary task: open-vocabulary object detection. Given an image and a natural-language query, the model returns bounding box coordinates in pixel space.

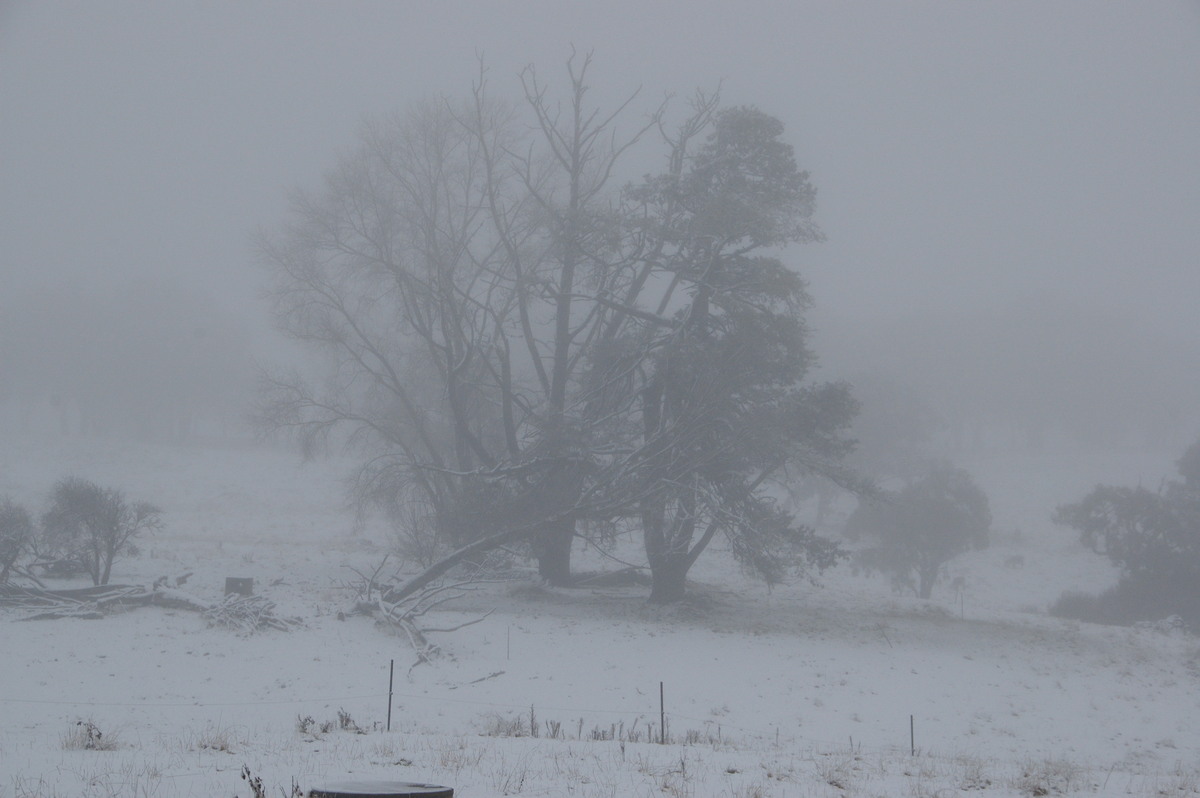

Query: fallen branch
[2,578,302,633]
[0,584,143,606]
[343,556,509,666]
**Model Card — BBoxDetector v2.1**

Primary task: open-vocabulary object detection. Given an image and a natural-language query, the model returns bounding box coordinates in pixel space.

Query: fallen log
[0,584,142,606]
[1,579,302,632]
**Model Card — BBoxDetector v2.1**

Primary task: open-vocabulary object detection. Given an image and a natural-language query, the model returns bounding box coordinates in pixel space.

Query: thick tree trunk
[643,500,695,604]
[648,558,689,603]
[536,518,574,586]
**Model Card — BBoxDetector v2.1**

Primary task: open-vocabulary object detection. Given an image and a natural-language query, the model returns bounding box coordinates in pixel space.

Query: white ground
[1,433,1198,797]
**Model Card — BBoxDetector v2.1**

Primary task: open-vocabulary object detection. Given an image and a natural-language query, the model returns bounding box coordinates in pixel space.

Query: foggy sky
[2,2,1199,440]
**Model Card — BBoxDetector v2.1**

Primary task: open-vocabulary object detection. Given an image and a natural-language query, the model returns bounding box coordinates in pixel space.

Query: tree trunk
[536,518,574,586]
[643,501,695,604]
[917,567,936,600]
[648,558,689,603]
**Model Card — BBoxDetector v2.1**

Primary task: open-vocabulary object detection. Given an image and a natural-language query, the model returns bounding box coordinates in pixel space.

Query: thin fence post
[386,659,394,732]
[659,681,665,744]
[910,714,914,755]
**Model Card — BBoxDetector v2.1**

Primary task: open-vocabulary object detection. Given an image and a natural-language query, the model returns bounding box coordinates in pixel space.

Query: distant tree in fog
[1175,439,1200,487]
[0,499,34,584]
[846,461,990,599]
[1052,439,1200,626]
[40,478,162,586]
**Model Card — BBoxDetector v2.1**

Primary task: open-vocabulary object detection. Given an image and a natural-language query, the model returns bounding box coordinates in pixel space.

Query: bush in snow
[0,498,35,584]
[40,477,162,586]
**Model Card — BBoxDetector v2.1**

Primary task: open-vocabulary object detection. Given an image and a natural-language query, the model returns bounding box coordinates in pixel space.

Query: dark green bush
[1053,440,1200,629]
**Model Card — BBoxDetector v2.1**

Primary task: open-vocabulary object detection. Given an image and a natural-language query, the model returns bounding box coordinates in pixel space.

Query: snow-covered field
[2,432,1198,797]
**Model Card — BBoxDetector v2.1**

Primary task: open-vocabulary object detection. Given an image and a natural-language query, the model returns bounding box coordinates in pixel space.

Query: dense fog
[5,9,1200,792]
[3,1,1199,459]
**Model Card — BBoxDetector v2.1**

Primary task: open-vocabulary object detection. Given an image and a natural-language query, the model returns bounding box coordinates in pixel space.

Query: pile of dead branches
[203,593,302,633]
[0,584,144,620]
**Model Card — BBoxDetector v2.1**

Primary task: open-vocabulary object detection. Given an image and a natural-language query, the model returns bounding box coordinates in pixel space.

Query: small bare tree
[40,478,162,586]
[0,498,35,584]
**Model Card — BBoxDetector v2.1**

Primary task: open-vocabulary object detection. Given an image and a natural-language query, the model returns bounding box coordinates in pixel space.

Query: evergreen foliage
[1053,441,1200,626]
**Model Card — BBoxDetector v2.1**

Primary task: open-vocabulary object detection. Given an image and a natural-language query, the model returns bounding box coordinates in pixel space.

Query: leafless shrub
[956,754,992,791]
[40,477,162,586]
[337,707,363,733]
[62,719,120,751]
[193,724,235,753]
[682,727,724,746]
[0,498,34,585]
[1013,757,1081,796]
[813,752,856,791]
[481,712,529,738]
[240,765,267,798]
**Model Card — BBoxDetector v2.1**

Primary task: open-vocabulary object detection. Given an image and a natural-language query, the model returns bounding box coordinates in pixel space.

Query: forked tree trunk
[643,497,711,604]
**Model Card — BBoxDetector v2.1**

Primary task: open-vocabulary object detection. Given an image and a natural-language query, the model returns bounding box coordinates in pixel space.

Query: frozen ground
[1,432,1198,797]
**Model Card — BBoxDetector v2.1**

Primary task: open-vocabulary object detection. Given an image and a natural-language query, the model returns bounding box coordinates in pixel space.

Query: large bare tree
[259,55,859,601]
[259,55,660,584]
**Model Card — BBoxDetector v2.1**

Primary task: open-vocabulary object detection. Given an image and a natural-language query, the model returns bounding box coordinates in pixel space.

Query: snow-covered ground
[1,432,1197,797]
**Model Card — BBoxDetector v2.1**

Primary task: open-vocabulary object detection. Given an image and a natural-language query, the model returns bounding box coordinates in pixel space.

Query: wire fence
[0,678,924,757]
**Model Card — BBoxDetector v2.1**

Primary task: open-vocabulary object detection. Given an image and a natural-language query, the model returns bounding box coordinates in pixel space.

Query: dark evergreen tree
[628,107,858,602]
